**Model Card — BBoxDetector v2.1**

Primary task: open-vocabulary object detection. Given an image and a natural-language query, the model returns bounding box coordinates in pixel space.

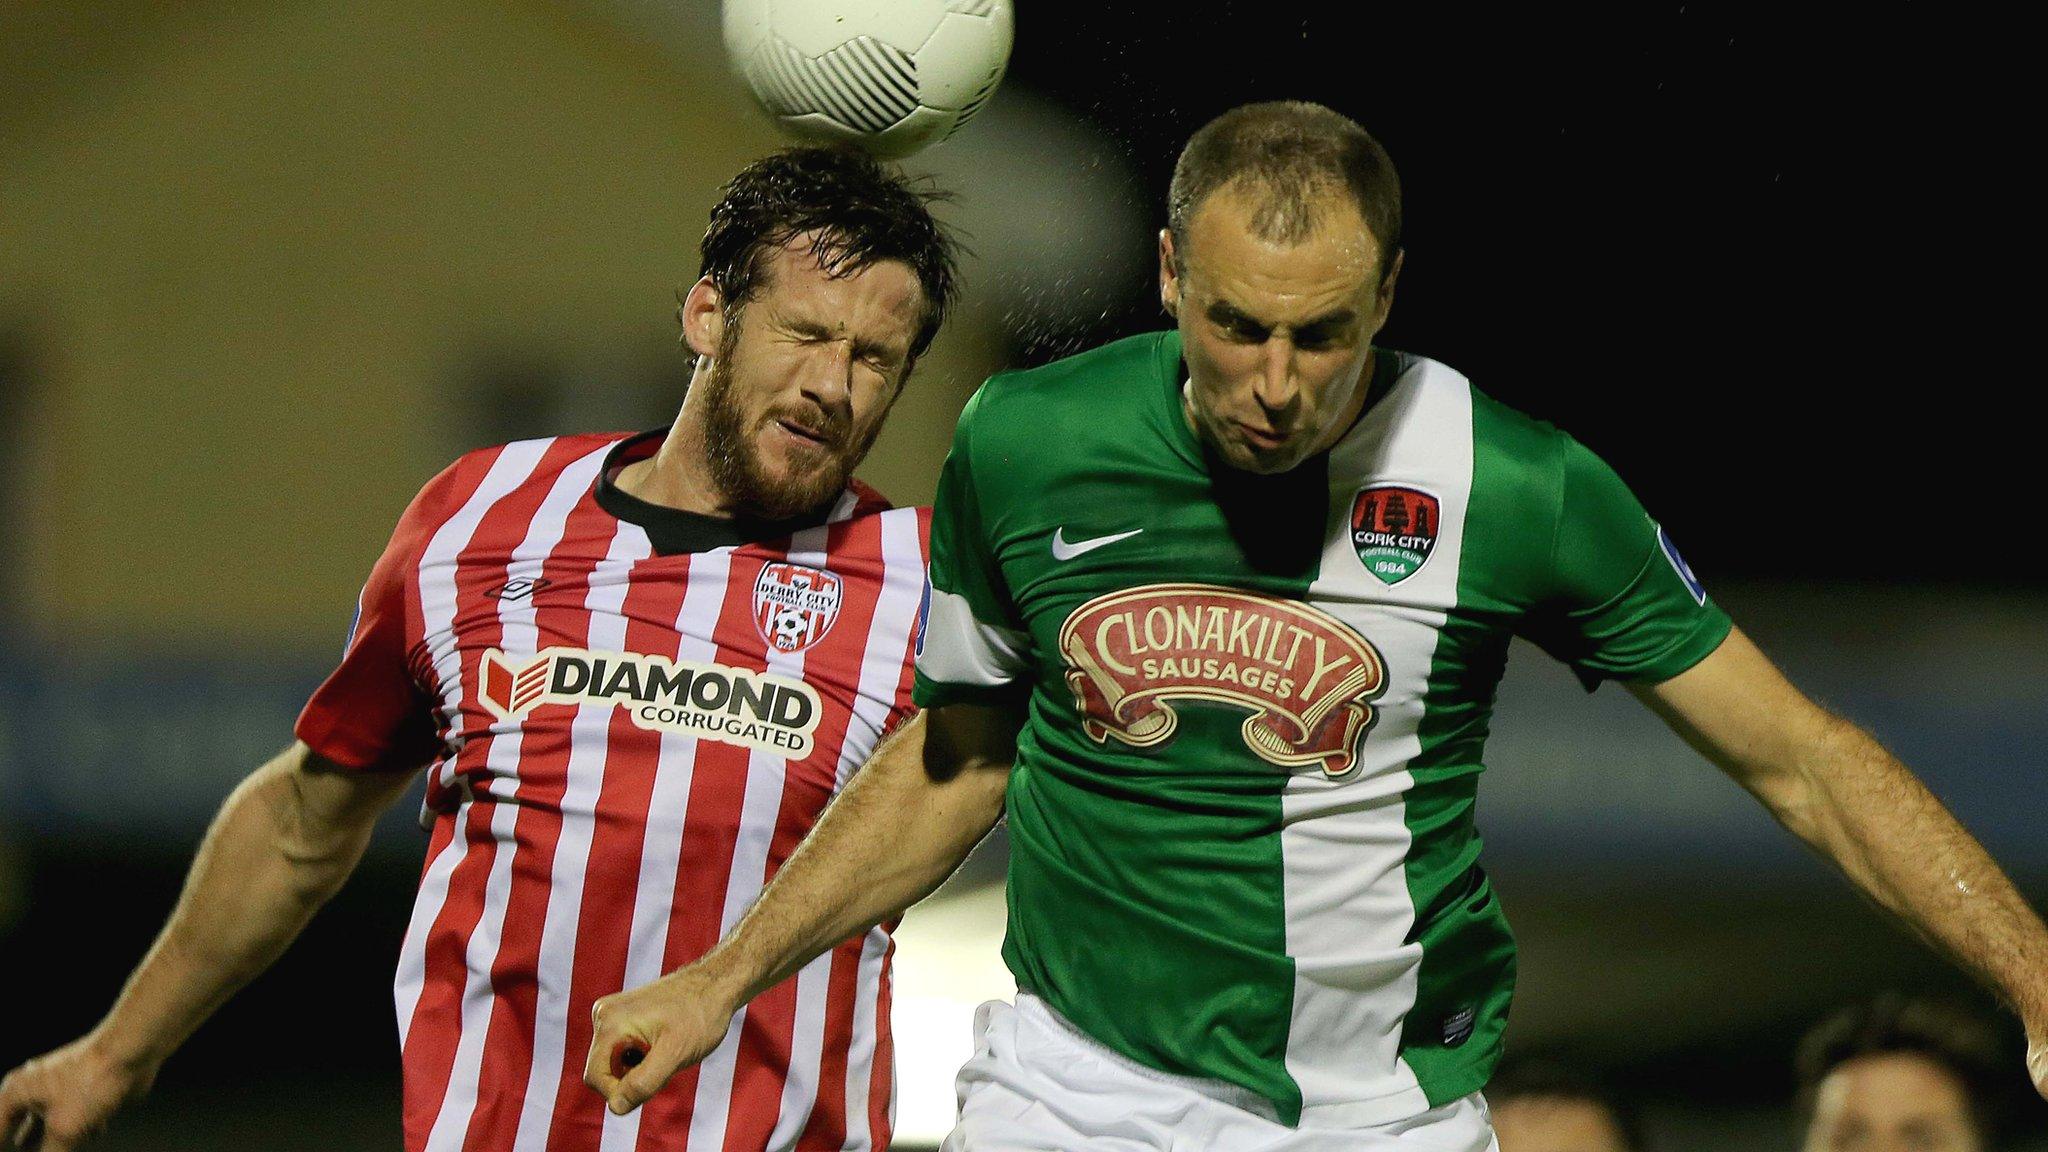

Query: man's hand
[0,1037,153,1152]
[579,705,1016,1117]
[0,743,414,1150]
[582,965,740,1116]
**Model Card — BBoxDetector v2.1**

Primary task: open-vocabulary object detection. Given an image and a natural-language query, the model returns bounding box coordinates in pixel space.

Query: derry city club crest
[1351,485,1440,585]
[753,562,844,655]
[1057,584,1386,779]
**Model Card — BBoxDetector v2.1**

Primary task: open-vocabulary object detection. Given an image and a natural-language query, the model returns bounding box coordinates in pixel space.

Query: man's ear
[1376,249,1405,312]
[1158,229,1183,319]
[679,276,726,360]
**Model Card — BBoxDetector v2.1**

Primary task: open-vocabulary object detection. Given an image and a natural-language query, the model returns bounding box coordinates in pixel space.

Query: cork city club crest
[1058,583,1386,780]
[753,562,844,655]
[1350,485,1440,585]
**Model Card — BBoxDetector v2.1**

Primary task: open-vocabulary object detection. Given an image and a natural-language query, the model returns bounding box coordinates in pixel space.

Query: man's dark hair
[1489,1056,1648,1152]
[698,146,959,359]
[1167,101,1401,277]
[1795,994,2008,1143]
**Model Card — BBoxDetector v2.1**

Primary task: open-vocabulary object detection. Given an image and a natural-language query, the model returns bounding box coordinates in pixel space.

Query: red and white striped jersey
[296,430,928,1152]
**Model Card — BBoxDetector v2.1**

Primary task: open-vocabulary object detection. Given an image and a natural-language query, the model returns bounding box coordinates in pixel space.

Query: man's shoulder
[993,329,1177,386]
[957,330,1179,472]
[395,431,625,517]
[434,430,634,486]
[839,478,931,539]
[974,330,1177,416]
[1443,375,1594,516]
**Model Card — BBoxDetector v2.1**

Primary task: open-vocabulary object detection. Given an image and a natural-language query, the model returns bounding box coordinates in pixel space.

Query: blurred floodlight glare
[900,88,1150,347]
[888,882,1013,1143]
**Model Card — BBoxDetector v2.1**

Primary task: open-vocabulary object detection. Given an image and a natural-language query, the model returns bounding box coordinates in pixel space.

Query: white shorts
[940,995,1499,1152]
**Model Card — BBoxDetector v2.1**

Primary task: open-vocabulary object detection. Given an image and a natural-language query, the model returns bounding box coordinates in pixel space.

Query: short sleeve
[294,464,459,769]
[1521,436,1733,689]
[913,383,1034,709]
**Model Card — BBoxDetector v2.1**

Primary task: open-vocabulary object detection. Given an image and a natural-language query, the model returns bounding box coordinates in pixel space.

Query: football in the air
[722,0,1014,159]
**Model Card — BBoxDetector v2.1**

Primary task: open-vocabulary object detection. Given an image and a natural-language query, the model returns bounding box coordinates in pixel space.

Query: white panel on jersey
[766,506,924,1143]
[755,536,836,1150]
[505,519,653,1152]
[396,437,555,1049]
[843,925,894,1152]
[417,439,559,785]
[837,508,926,788]
[1282,358,1475,1126]
[587,544,731,1152]
[916,584,1031,688]
[684,530,827,1151]
[425,443,614,1152]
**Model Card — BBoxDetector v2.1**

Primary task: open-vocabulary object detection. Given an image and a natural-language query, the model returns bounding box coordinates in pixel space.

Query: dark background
[1003,1,2035,589]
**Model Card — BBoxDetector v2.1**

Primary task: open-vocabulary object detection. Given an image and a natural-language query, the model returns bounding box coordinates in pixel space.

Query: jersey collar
[593,428,834,555]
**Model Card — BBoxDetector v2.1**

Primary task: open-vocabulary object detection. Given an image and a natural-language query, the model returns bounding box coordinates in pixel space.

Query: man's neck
[614,409,734,518]
[1180,345,1380,464]
[1305,346,1378,458]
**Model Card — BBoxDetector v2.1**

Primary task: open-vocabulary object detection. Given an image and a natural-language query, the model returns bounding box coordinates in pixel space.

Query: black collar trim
[593,429,832,556]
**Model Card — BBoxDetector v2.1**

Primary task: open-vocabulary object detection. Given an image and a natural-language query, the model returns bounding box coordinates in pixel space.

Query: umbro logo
[486,576,552,602]
[1051,527,1143,561]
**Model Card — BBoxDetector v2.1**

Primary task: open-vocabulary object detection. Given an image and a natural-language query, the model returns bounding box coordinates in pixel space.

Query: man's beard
[699,337,878,521]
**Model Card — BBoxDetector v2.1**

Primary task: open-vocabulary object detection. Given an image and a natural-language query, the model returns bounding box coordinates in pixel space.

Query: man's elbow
[1748,710,1877,845]
[264,750,387,900]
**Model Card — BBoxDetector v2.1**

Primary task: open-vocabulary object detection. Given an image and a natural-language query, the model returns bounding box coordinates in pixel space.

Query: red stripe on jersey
[297,450,495,771]
[401,802,502,1146]
[863,512,923,1149]
[627,555,770,1148]
[720,515,889,1151]
[459,495,628,1152]
[400,436,592,1149]
[529,549,696,1148]
[867,936,897,1151]
[399,811,461,1136]
[407,451,502,815]
[792,935,865,1152]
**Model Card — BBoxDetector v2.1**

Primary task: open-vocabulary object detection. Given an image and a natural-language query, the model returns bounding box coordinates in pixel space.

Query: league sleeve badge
[1656,524,1709,606]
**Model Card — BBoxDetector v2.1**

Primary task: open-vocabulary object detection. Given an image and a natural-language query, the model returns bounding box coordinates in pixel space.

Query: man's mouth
[1235,421,1289,451]
[775,418,835,449]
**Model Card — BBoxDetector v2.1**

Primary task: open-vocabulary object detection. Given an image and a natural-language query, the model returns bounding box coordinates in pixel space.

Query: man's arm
[582,702,1018,1116]
[0,741,417,1151]
[1632,625,2048,1098]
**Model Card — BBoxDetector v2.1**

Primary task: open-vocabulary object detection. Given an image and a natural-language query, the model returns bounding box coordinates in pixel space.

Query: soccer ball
[722,0,1014,159]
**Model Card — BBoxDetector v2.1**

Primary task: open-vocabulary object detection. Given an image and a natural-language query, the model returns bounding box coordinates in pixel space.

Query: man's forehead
[1182,190,1383,310]
[1187,184,1381,262]
[1816,1053,1975,1122]
[752,235,922,303]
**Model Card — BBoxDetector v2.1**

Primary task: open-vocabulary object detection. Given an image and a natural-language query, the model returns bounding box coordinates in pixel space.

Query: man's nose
[1251,337,1298,413]
[802,341,855,411]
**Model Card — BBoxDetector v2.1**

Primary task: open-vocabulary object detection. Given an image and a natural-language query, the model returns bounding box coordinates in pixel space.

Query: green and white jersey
[913,330,1731,1128]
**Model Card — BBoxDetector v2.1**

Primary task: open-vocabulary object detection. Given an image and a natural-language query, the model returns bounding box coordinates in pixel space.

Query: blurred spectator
[1488,1055,1645,1152]
[1796,994,2006,1152]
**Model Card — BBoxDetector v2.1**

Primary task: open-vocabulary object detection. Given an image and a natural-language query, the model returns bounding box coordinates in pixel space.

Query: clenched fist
[582,964,744,1116]
[0,1037,154,1152]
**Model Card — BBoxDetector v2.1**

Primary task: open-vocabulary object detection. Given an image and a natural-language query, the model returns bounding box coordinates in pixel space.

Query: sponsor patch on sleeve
[914,572,933,659]
[1657,524,1708,606]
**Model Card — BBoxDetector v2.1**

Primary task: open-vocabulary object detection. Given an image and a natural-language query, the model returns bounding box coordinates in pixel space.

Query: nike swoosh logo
[1052,527,1144,561]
